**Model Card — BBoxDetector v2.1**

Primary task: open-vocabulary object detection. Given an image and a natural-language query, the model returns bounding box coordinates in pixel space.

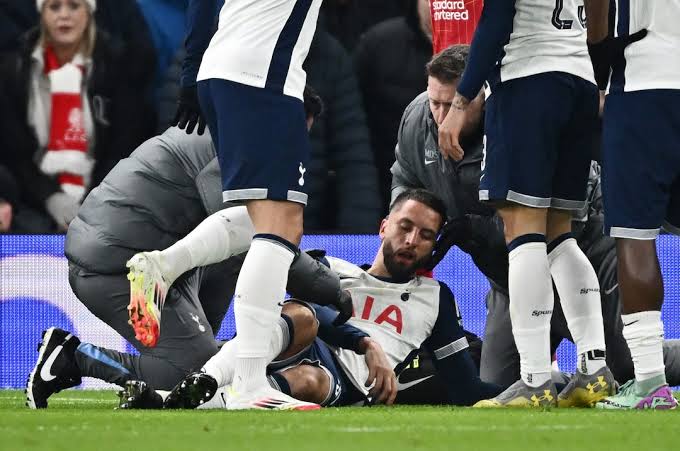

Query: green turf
[1,390,678,451]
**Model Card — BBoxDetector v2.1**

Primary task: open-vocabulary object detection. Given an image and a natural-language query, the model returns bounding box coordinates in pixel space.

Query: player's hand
[172,85,206,135]
[361,338,397,405]
[426,216,471,270]
[437,93,469,161]
[332,289,353,326]
[587,29,647,90]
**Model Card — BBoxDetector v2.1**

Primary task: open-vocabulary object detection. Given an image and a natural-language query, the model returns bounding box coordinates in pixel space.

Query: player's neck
[367,255,390,279]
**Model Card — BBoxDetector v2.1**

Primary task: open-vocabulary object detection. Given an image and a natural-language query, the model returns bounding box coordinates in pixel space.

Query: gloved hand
[587,29,647,89]
[45,192,80,231]
[172,85,206,135]
[425,216,472,271]
[332,289,354,326]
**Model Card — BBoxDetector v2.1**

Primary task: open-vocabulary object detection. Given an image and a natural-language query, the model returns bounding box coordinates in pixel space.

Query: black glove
[425,216,472,271]
[587,29,647,90]
[172,85,206,135]
[332,289,354,326]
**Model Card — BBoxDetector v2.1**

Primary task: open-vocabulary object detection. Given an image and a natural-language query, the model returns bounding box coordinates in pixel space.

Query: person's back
[609,0,680,93]
[497,0,593,84]
[196,0,321,99]
[66,128,218,273]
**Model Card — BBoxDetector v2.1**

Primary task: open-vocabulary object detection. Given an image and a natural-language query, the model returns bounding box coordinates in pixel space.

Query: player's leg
[26,264,219,408]
[163,300,319,410]
[545,77,615,406]
[477,73,596,407]
[126,206,254,346]
[597,90,680,409]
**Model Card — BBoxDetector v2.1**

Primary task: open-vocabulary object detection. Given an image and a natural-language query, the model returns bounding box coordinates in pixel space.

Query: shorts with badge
[198,78,310,205]
[479,72,599,211]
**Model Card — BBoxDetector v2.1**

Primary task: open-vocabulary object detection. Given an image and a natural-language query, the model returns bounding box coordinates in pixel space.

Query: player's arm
[312,304,369,353]
[439,0,515,160]
[422,283,504,406]
[456,0,516,103]
[287,250,353,325]
[181,0,219,88]
[313,304,397,404]
[584,0,609,44]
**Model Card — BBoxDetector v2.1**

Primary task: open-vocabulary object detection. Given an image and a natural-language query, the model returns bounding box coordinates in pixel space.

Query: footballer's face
[378,199,442,281]
[427,75,458,127]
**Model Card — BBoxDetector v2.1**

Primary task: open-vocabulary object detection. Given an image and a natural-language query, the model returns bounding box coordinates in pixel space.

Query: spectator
[320,0,406,51]
[0,0,157,133]
[303,27,382,232]
[0,165,18,233]
[355,0,433,209]
[0,0,152,233]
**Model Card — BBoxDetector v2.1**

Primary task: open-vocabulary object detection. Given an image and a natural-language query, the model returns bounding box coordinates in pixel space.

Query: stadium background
[2,234,679,389]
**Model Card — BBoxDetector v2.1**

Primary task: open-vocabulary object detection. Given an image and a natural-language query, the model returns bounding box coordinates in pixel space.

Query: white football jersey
[326,257,464,396]
[499,0,594,84]
[610,0,680,92]
[197,0,322,100]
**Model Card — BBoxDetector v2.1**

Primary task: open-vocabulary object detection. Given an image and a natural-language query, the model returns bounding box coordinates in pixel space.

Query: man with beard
[150,189,503,409]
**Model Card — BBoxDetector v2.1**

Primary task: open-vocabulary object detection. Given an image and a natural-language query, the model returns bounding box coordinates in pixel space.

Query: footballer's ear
[378,217,389,239]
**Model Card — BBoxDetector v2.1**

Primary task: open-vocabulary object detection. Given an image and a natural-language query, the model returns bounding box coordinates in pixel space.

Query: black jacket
[0,29,154,212]
[303,28,382,232]
[355,1,433,208]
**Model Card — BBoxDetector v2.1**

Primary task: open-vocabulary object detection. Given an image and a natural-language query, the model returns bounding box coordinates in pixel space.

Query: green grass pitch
[1,390,678,451]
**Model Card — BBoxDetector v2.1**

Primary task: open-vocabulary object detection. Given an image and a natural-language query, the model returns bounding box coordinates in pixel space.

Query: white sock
[508,239,553,387]
[622,311,666,384]
[158,206,254,283]
[202,316,291,387]
[548,237,607,374]
[231,237,295,393]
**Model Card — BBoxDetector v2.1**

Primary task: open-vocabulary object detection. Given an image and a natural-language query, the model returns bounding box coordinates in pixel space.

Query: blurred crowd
[0,0,435,235]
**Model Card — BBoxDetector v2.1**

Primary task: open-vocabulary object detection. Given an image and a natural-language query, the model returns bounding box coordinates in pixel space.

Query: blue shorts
[602,89,680,239]
[479,72,599,211]
[268,338,364,407]
[198,78,310,205]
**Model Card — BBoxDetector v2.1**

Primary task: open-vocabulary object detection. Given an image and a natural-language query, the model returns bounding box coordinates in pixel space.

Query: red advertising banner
[430,0,484,53]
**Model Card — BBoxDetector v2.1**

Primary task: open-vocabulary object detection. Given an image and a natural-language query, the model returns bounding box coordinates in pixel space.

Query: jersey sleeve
[457,0,517,100]
[181,0,220,87]
[312,304,369,353]
[423,282,503,405]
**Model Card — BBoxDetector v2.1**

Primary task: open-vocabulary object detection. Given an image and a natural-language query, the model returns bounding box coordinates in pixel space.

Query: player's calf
[274,363,331,406]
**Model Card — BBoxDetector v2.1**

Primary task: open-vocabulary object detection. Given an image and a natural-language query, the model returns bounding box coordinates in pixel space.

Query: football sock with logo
[158,206,254,283]
[508,234,553,388]
[622,311,667,393]
[232,235,296,394]
[547,234,607,374]
[202,316,292,387]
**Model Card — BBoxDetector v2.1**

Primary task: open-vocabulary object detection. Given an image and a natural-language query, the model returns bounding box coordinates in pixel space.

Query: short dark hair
[390,188,447,230]
[426,44,470,84]
[303,85,324,120]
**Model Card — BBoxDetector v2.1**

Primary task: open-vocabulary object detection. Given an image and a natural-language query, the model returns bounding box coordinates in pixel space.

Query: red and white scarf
[38,46,92,200]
